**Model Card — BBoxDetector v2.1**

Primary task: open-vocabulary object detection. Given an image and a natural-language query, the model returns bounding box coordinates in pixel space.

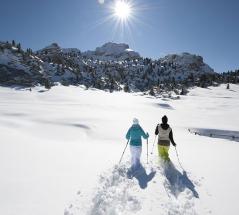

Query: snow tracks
[88,164,142,215]
[65,161,203,215]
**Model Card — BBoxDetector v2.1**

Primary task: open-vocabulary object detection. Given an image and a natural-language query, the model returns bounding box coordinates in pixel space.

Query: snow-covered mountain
[83,42,140,61]
[37,43,62,55]
[0,41,217,92]
[161,53,214,74]
[37,43,81,58]
[0,41,46,85]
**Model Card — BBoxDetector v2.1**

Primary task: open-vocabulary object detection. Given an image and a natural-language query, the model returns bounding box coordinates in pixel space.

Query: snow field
[0,84,239,215]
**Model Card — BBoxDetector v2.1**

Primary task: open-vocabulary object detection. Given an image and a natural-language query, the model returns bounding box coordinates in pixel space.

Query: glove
[146,132,149,138]
[172,142,176,147]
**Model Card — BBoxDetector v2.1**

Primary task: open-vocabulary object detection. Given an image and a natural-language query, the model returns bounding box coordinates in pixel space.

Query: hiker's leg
[135,146,142,168]
[130,146,137,169]
[162,146,170,161]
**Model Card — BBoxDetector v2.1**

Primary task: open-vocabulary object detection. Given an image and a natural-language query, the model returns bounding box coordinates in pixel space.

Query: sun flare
[114,1,132,20]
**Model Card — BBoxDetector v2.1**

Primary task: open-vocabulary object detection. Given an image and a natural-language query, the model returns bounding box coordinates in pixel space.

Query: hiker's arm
[169,130,176,146]
[126,128,131,140]
[141,127,149,139]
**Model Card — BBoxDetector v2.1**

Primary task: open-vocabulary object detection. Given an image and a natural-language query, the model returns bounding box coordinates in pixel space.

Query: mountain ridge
[1,40,235,94]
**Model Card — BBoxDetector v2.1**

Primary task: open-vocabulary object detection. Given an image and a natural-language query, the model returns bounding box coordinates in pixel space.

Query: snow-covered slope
[0,42,46,85]
[0,84,239,215]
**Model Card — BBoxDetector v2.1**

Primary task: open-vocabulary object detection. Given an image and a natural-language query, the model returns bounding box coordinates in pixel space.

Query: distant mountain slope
[0,40,221,92]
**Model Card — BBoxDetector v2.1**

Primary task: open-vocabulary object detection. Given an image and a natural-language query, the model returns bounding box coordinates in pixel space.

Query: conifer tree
[44,79,51,89]
[149,87,155,96]
[17,43,21,52]
[124,84,130,92]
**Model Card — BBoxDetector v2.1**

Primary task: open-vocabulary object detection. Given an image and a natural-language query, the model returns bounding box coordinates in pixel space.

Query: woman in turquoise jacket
[126,118,149,170]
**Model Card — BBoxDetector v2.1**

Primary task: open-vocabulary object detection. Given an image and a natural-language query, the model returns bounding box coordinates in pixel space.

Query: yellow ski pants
[158,145,170,161]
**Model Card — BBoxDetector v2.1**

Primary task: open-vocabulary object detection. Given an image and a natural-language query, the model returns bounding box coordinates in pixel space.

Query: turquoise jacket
[126,124,149,146]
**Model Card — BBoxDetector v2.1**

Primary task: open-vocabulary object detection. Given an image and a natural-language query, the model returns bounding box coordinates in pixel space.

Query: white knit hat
[133,118,139,124]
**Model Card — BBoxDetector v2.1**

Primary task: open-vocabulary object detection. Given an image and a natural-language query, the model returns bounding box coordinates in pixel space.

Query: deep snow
[0,84,239,215]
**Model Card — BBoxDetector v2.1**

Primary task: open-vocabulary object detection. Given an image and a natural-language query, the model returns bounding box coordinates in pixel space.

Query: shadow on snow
[163,161,199,198]
[156,103,174,110]
[189,128,239,142]
[127,164,156,189]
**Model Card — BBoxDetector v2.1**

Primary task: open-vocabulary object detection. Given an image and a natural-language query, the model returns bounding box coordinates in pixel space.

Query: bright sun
[114,1,132,20]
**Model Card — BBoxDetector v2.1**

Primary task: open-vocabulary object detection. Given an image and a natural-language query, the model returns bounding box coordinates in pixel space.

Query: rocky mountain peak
[83,42,140,61]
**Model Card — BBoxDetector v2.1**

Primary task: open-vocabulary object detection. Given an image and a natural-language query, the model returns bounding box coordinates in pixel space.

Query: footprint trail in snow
[65,160,209,215]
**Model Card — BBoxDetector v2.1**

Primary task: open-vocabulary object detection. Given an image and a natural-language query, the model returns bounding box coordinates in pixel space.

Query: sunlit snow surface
[0,84,239,215]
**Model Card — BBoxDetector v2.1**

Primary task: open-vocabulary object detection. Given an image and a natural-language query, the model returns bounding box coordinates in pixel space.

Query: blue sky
[0,0,238,72]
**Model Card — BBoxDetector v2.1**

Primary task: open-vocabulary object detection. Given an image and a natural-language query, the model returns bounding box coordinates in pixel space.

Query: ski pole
[119,140,129,164]
[174,146,185,171]
[150,135,157,155]
[147,138,149,164]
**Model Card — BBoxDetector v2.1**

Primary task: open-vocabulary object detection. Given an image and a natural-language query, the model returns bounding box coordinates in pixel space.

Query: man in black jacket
[155,115,176,161]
